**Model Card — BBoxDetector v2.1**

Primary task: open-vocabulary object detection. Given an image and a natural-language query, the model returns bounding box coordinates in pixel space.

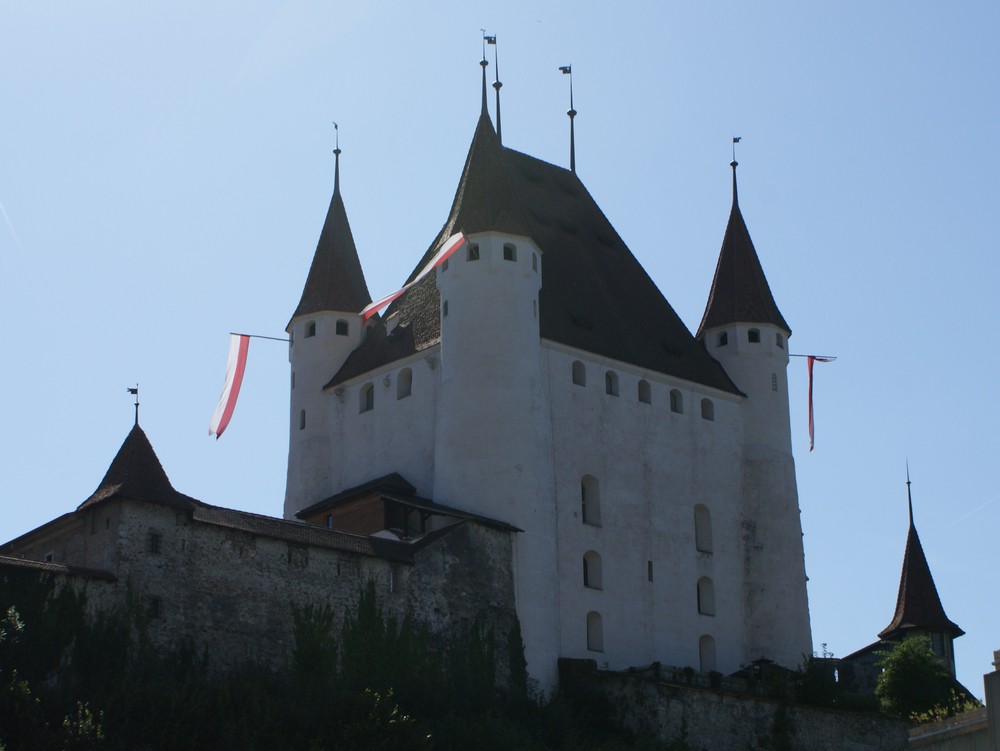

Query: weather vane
[126,384,139,425]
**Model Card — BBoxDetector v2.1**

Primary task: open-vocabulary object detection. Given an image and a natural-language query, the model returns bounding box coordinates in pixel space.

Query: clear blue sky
[2,2,997,696]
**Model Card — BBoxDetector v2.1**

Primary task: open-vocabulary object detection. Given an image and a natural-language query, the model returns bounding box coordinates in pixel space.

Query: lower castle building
[2,65,814,691]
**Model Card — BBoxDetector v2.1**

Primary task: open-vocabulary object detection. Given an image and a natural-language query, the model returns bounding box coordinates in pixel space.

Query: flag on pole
[209,334,250,439]
[360,232,467,322]
[807,355,836,451]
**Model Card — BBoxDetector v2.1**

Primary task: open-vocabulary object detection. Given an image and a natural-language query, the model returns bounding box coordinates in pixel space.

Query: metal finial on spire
[485,34,502,144]
[906,461,914,526]
[332,121,342,194]
[126,384,139,425]
[731,136,742,205]
[480,55,489,114]
[560,65,576,173]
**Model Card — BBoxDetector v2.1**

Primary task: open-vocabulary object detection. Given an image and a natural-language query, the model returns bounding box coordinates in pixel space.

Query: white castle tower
[696,160,812,667]
[285,147,372,517]
[282,66,813,689]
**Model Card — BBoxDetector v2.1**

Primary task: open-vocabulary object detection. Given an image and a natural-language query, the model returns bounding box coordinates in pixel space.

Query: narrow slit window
[397,368,412,399]
[581,475,601,526]
[586,611,604,652]
[605,371,619,397]
[701,399,715,421]
[638,379,651,404]
[360,383,375,413]
[670,389,683,414]
[572,361,586,386]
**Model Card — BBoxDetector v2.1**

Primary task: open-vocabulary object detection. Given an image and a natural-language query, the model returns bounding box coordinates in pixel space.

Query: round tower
[697,160,812,668]
[284,148,372,518]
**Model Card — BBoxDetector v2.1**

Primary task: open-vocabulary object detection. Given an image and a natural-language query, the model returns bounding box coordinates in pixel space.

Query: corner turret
[699,160,811,667]
[285,148,372,517]
[879,475,964,675]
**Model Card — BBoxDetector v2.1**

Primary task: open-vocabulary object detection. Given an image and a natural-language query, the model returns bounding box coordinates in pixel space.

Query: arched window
[694,505,713,553]
[581,475,601,526]
[605,370,619,397]
[396,368,412,399]
[360,383,374,413]
[748,328,760,343]
[638,379,651,404]
[503,243,517,262]
[336,319,349,336]
[670,389,684,414]
[583,551,603,590]
[586,611,604,652]
[699,635,717,673]
[305,321,317,338]
[717,331,728,347]
[776,333,784,349]
[467,244,480,261]
[299,409,306,430]
[572,361,586,386]
[700,399,714,421]
[697,577,715,616]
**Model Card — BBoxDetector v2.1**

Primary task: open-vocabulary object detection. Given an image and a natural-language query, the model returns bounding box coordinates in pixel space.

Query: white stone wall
[544,343,747,676]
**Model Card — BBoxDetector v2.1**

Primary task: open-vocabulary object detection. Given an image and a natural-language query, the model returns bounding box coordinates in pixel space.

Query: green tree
[875,635,952,719]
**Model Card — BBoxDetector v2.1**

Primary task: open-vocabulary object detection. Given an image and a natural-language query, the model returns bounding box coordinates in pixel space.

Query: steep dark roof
[880,510,964,639]
[329,114,739,393]
[697,166,790,337]
[78,424,203,511]
[289,154,371,325]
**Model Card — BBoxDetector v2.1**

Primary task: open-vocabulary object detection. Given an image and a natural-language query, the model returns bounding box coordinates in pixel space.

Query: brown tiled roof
[77,424,203,512]
[328,114,739,393]
[879,517,963,639]
[289,155,372,326]
[192,505,414,563]
[296,471,522,534]
[697,167,790,337]
[0,555,117,582]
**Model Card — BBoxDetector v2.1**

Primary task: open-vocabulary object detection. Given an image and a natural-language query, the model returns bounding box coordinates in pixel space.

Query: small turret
[879,473,964,675]
[285,147,372,517]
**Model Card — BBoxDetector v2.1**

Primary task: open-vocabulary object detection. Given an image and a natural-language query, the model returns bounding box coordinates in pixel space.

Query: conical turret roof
[880,507,964,639]
[78,424,202,511]
[697,166,790,337]
[289,155,371,325]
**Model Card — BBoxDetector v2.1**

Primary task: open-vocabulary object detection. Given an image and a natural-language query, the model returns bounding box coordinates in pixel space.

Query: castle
[1,65,816,692]
[281,65,811,690]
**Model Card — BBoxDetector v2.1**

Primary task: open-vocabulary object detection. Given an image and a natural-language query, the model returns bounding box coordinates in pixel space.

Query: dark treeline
[0,573,675,751]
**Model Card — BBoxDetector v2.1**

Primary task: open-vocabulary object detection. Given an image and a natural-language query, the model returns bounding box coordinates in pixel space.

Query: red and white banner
[807,355,836,451]
[209,334,250,439]
[360,232,467,322]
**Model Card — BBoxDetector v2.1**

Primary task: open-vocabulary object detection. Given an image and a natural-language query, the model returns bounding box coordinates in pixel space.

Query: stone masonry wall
[562,660,908,751]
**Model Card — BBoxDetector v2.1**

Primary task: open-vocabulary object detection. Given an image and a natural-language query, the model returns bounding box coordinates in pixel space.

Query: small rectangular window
[147,531,162,554]
[336,320,349,336]
[467,244,480,261]
[503,243,517,262]
[647,561,653,582]
[305,321,317,338]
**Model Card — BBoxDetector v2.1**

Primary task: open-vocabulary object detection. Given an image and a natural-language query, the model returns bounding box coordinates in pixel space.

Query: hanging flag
[360,232,467,322]
[209,334,250,439]
[559,65,572,74]
[807,355,836,451]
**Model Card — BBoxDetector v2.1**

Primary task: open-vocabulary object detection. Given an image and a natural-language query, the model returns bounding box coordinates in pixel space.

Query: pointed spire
[486,34,502,145]
[481,56,489,115]
[879,474,964,640]
[560,65,576,173]
[697,154,791,338]
[78,424,200,511]
[290,134,372,324]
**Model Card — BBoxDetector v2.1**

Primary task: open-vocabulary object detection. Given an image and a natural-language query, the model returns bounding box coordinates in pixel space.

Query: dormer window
[305,321,317,338]
[748,328,760,343]
[336,320,349,336]
[467,244,480,261]
[503,243,517,262]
